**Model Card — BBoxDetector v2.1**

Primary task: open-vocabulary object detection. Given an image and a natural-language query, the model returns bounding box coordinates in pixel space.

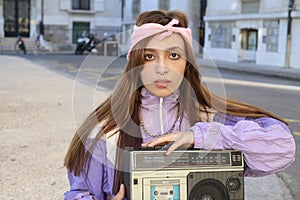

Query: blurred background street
[1,0,300,199]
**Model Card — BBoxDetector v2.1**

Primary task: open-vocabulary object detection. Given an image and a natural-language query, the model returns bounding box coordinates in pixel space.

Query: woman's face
[140,33,187,97]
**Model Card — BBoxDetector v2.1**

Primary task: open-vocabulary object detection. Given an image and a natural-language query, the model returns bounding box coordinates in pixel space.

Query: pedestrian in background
[64,10,295,200]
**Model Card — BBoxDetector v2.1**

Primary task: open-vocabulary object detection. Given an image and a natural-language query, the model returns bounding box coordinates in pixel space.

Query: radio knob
[227,177,241,192]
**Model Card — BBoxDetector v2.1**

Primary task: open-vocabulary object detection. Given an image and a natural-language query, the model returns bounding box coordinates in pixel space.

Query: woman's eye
[169,53,180,59]
[144,54,155,60]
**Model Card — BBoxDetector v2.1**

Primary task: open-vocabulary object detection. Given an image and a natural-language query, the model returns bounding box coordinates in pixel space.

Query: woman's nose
[155,58,169,75]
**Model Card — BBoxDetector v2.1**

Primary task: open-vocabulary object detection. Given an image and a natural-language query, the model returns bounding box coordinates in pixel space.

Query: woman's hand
[141,131,194,155]
[112,184,125,200]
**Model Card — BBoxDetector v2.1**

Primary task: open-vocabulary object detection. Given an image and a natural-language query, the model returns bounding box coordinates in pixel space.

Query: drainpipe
[199,0,207,54]
[285,0,294,68]
[39,0,44,35]
[121,0,124,32]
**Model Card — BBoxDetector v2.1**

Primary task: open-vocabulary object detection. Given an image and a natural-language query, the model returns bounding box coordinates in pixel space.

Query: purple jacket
[64,88,295,200]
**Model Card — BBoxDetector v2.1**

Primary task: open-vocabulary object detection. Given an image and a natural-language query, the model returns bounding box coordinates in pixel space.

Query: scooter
[75,33,100,55]
[15,36,27,54]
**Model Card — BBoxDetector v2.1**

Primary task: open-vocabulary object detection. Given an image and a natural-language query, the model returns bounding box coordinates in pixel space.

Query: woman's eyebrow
[144,47,184,53]
[144,48,156,52]
[167,46,184,52]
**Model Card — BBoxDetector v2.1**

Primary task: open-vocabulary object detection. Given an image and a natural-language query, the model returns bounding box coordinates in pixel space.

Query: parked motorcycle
[15,35,27,54]
[75,33,100,55]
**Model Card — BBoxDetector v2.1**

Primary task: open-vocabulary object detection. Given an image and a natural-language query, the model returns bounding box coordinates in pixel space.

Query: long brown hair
[64,10,286,195]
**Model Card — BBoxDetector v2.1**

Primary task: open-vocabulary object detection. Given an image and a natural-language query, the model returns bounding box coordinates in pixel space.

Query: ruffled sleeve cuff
[190,122,209,149]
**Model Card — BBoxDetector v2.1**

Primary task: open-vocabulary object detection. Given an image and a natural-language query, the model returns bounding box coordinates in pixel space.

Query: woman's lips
[154,79,171,88]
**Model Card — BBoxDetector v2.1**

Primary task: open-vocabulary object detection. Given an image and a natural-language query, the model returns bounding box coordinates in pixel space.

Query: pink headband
[127,19,192,60]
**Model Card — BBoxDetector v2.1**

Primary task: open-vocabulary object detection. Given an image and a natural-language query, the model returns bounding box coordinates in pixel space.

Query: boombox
[124,148,244,200]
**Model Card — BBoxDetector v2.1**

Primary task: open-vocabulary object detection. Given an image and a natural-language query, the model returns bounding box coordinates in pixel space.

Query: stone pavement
[0,55,109,199]
[0,54,297,199]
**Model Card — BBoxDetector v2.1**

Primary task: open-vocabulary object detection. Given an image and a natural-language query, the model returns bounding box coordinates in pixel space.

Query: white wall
[296,0,300,9]
[26,0,120,44]
[204,21,238,62]
[0,3,3,37]
[290,17,300,68]
[205,48,239,62]
[256,18,287,66]
[260,0,288,13]
[169,0,188,12]
[206,0,240,16]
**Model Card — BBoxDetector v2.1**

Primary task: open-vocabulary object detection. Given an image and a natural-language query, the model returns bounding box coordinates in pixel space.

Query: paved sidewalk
[0,55,109,199]
[0,54,295,199]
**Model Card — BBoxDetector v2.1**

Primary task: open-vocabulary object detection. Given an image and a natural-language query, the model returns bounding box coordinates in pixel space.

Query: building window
[159,0,170,10]
[241,29,258,51]
[209,22,234,49]
[242,0,259,13]
[3,0,30,37]
[72,0,90,10]
[263,20,279,52]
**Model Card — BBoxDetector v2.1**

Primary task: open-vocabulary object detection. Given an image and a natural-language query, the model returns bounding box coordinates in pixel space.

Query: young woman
[64,10,295,200]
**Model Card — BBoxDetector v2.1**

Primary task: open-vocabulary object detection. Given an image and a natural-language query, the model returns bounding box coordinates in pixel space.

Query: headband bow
[127,19,192,60]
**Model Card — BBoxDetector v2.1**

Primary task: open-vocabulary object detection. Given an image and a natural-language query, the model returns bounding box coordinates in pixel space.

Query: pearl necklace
[140,104,181,138]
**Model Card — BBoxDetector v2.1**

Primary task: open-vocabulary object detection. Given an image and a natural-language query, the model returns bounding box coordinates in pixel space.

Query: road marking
[283,119,300,136]
[98,75,120,82]
[204,77,300,92]
[64,64,78,72]
[284,119,300,123]
[50,60,60,67]
[293,132,300,136]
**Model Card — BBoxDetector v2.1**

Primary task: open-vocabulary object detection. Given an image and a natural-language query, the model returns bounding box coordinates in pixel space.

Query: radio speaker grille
[187,171,244,200]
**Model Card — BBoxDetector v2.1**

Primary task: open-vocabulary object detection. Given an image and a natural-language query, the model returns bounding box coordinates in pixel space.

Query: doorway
[72,22,90,44]
[239,28,258,62]
[4,0,30,37]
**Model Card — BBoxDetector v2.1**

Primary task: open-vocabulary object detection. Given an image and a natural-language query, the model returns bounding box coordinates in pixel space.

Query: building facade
[1,0,299,68]
[0,0,122,51]
[0,0,205,52]
[204,0,300,68]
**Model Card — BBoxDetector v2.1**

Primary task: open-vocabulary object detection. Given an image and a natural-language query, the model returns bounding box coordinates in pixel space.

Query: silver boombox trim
[124,148,244,200]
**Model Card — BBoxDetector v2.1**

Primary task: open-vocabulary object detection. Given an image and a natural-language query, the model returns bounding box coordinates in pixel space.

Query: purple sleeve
[190,116,296,177]
[64,139,114,200]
